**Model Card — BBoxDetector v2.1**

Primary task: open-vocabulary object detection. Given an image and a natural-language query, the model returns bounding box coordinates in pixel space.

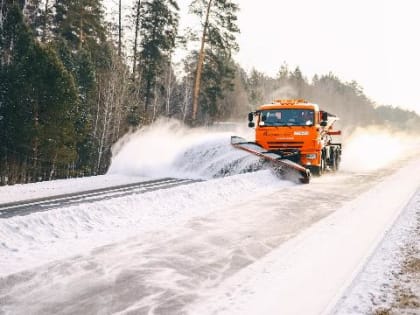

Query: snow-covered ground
[333,183,420,314]
[187,159,420,315]
[0,170,293,276]
[0,121,419,314]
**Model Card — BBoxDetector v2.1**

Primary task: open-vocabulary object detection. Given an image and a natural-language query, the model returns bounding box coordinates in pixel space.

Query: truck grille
[267,141,304,149]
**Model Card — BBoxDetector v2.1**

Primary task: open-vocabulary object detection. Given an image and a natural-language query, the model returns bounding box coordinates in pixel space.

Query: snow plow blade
[231,136,311,184]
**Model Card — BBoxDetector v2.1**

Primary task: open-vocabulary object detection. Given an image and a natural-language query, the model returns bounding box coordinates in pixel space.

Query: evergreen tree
[200,48,235,122]
[138,0,179,112]
[131,0,141,76]
[289,66,306,97]
[218,63,249,120]
[1,4,36,166]
[53,0,106,51]
[277,62,289,82]
[189,0,239,122]
[248,69,265,106]
[22,0,43,36]
[52,0,114,173]
[0,5,78,183]
[52,38,97,173]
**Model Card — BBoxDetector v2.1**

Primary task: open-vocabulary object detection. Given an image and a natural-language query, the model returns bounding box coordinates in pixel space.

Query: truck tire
[309,152,327,177]
[336,150,341,171]
[309,153,325,176]
[310,166,322,176]
[330,150,338,172]
[331,148,341,172]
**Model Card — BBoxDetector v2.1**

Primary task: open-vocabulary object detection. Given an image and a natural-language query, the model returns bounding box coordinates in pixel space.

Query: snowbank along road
[0,178,200,219]
[0,121,419,315]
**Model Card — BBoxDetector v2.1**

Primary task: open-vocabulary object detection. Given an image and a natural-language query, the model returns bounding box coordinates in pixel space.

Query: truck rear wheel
[330,150,338,172]
[330,148,341,172]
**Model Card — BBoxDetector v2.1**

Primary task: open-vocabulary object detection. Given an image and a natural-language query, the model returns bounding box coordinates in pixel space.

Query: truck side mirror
[248,122,255,128]
[320,111,328,126]
[248,112,254,122]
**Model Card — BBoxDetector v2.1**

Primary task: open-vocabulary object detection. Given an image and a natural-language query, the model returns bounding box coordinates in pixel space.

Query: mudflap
[231,136,311,184]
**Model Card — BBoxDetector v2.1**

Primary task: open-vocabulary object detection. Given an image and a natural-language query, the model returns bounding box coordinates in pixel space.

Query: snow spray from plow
[108,119,420,182]
[107,119,269,180]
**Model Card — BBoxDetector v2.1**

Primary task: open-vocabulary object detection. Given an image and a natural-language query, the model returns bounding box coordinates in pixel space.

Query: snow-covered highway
[0,124,419,315]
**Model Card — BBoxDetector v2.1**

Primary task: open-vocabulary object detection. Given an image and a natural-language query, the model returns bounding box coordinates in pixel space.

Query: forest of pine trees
[1,0,419,185]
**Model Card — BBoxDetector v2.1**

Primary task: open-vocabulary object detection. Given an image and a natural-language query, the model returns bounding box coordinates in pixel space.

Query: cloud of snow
[108,118,254,179]
[109,119,420,177]
[340,127,420,172]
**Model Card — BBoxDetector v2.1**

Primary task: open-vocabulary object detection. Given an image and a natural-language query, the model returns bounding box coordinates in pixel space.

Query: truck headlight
[306,153,317,160]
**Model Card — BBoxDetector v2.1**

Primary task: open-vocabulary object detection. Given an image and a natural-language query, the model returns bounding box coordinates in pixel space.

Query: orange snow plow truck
[231,99,342,184]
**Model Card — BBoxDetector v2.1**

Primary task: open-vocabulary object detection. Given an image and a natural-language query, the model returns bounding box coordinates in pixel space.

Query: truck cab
[248,99,341,176]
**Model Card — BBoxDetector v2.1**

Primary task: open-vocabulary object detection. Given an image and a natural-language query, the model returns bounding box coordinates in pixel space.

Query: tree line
[246,64,420,133]
[0,0,241,185]
[1,0,419,185]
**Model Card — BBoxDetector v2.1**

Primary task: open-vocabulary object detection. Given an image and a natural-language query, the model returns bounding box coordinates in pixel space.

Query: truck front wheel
[309,166,322,176]
[308,152,326,176]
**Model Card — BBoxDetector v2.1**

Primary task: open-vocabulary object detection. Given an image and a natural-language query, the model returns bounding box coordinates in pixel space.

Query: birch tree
[95,47,131,172]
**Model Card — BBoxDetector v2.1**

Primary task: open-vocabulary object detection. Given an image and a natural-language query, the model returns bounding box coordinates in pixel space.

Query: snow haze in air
[168,0,420,114]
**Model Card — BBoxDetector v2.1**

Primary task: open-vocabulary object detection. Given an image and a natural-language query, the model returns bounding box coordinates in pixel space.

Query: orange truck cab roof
[257,99,320,112]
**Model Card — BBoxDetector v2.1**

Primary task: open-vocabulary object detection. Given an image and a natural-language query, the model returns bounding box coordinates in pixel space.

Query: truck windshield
[260,109,314,126]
